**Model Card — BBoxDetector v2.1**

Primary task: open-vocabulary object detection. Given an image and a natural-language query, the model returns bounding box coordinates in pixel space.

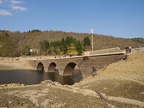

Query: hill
[0,30,144,57]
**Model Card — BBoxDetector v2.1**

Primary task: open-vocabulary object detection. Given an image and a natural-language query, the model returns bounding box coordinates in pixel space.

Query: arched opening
[63,62,76,76]
[63,62,83,82]
[48,62,57,72]
[37,62,44,71]
[47,62,57,80]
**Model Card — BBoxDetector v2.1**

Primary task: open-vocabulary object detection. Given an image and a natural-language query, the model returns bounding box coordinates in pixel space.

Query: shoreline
[0,65,14,70]
[0,57,34,70]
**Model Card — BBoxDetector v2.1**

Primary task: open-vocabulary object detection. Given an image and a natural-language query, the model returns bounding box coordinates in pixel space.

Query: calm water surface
[0,70,82,85]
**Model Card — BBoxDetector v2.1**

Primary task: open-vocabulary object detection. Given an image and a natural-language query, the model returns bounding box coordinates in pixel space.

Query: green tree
[31,29,41,33]
[83,37,90,47]
[60,38,67,54]
[48,36,91,55]
[75,40,82,55]
[39,40,49,52]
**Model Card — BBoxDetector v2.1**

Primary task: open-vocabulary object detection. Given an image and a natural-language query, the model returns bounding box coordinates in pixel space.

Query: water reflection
[0,70,82,85]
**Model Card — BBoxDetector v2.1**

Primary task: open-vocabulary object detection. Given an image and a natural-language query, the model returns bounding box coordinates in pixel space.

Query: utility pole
[91,28,94,51]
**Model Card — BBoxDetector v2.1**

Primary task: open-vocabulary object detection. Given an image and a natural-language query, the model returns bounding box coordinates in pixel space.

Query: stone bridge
[28,52,124,78]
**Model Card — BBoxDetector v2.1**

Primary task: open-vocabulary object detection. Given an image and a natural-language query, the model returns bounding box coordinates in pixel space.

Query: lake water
[0,70,82,85]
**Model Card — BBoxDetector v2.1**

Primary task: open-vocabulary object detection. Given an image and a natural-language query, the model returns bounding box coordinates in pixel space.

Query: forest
[0,30,144,57]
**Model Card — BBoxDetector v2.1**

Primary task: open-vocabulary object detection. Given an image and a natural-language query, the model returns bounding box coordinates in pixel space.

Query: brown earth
[0,57,34,70]
[75,52,144,107]
[0,52,144,108]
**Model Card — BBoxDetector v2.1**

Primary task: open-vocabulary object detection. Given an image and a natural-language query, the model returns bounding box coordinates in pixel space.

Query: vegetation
[39,40,49,52]
[48,36,84,55]
[0,30,144,57]
[131,38,144,44]
[22,46,30,56]
[38,36,86,55]
[0,31,18,57]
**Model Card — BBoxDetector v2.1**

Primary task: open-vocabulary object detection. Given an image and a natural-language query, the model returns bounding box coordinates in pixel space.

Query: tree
[75,40,82,55]
[39,40,49,52]
[60,38,67,54]
[83,37,90,47]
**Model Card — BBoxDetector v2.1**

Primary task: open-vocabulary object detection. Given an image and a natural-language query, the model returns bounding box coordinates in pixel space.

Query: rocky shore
[0,80,109,108]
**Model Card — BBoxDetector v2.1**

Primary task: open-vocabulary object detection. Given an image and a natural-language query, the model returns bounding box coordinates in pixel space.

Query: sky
[0,0,144,38]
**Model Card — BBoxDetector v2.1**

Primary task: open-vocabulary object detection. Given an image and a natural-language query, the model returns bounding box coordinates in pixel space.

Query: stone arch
[63,62,81,76]
[37,62,44,71]
[48,62,57,72]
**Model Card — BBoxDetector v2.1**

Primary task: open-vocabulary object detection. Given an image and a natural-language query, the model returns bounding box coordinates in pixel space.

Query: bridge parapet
[84,47,124,56]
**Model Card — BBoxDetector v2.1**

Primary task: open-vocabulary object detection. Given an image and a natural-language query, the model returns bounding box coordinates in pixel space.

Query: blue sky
[0,0,144,38]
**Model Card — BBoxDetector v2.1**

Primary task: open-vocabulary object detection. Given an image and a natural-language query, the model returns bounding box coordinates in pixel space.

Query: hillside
[74,52,144,107]
[10,30,144,49]
[0,30,144,57]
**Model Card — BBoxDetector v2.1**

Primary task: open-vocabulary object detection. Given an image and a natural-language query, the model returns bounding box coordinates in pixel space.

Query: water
[0,70,82,85]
